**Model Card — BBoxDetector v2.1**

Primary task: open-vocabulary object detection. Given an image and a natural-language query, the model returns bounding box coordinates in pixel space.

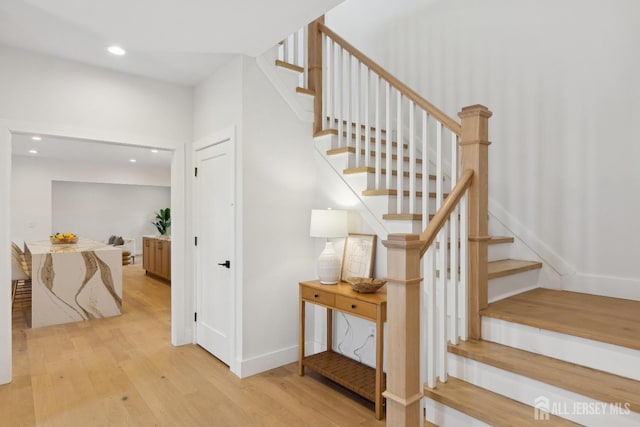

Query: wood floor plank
[0,264,385,427]
[424,377,581,426]
[482,288,640,350]
[450,340,640,413]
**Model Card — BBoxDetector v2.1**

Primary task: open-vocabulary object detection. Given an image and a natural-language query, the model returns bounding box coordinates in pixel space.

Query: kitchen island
[25,239,122,328]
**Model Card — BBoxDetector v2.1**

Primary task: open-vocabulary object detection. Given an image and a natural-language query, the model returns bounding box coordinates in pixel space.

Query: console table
[298,280,387,419]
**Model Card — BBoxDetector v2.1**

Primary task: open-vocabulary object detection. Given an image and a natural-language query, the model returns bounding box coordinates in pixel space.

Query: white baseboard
[236,345,298,378]
[563,273,640,301]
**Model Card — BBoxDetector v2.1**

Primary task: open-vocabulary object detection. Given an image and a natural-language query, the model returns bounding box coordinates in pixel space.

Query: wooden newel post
[382,234,425,427]
[307,16,324,136]
[458,104,492,340]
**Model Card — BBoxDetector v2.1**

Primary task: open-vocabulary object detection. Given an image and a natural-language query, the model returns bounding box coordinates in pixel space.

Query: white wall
[329,0,640,298]
[0,45,191,384]
[51,181,170,255]
[12,155,170,247]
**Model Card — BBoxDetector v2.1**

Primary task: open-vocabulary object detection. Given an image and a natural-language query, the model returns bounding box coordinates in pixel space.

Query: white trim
[236,345,299,379]
[563,273,640,302]
[0,118,187,385]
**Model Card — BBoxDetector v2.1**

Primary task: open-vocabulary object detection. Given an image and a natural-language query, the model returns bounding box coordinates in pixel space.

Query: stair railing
[277,19,492,427]
[279,26,308,88]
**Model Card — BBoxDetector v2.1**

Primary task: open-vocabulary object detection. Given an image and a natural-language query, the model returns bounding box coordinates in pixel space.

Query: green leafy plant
[153,208,171,235]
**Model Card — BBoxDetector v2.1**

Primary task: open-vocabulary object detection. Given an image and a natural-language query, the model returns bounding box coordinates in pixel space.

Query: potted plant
[152,208,171,235]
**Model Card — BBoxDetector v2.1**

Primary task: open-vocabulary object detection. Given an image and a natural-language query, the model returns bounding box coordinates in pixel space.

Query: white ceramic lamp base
[317,241,341,284]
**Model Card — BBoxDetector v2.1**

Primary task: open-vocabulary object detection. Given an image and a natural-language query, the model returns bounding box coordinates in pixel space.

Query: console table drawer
[335,295,377,320]
[301,287,335,306]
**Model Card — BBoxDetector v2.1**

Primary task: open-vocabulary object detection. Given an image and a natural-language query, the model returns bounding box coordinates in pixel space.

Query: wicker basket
[345,277,386,293]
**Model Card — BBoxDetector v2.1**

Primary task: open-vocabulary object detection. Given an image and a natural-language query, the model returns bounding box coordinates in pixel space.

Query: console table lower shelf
[302,350,386,403]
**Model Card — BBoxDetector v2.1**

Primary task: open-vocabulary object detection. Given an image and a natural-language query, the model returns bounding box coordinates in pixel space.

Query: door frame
[191,125,240,376]
[0,118,188,385]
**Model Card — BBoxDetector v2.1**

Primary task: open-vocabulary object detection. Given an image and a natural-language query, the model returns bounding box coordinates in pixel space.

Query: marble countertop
[26,238,120,255]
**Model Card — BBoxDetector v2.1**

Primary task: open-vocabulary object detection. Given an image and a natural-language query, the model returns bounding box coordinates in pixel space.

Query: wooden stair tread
[320,128,403,147]
[325,117,388,134]
[482,288,640,351]
[424,377,580,426]
[383,213,423,221]
[326,146,423,164]
[275,59,303,73]
[449,339,640,413]
[488,259,542,279]
[362,189,448,199]
[343,167,437,181]
[295,86,314,96]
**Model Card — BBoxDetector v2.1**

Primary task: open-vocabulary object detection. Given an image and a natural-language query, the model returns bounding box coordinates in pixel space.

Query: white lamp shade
[309,209,348,238]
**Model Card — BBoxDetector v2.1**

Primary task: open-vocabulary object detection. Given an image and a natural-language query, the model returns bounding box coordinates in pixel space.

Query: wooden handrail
[319,23,462,136]
[419,169,473,256]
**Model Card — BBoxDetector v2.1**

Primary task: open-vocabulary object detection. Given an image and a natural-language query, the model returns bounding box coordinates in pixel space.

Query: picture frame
[341,233,376,280]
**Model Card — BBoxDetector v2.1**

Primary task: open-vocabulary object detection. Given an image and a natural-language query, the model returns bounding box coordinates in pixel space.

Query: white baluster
[396,92,404,214]
[326,38,333,130]
[422,111,429,230]
[459,191,469,341]
[346,53,352,151]
[436,122,443,209]
[449,133,459,345]
[336,47,343,148]
[437,220,448,383]
[409,101,416,214]
[426,246,436,389]
[302,27,308,88]
[354,61,361,168]
[364,68,370,168]
[293,30,299,68]
[385,83,392,190]
[374,75,382,189]
[283,36,289,63]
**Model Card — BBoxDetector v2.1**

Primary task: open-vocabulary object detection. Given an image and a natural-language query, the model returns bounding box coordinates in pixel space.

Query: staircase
[268,19,640,427]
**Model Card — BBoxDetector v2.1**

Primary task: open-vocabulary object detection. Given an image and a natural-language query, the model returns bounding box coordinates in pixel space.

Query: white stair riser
[488,270,540,303]
[424,399,492,427]
[296,92,314,112]
[274,64,302,90]
[349,172,427,193]
[482,317,640,381]
[447,353,640,426]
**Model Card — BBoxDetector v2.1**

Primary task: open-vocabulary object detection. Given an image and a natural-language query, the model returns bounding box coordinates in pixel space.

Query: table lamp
[310,209,348,284]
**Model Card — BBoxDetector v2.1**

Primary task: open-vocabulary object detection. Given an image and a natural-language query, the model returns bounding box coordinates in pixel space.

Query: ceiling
[3,0,344,165]
[0,0,344,85]
[12,133,174,168]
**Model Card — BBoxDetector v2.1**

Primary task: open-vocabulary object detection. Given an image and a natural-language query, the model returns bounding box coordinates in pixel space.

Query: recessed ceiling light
[28,149,38,154]
[31,136,42,141]
[107,45,126,56]
[151,149,159,153]
[129,159,137,163]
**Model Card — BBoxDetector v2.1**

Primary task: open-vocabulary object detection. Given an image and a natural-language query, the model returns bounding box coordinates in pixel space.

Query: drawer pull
[351,304,356,309]
[314,294,319,298]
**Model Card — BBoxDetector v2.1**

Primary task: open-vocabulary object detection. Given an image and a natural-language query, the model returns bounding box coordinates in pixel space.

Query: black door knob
[217,260,231,269]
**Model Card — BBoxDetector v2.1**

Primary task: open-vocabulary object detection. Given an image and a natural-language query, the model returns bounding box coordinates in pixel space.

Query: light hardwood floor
[1,265,385,427]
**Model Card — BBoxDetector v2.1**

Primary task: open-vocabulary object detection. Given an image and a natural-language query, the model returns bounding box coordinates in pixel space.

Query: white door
[195,141,234,365]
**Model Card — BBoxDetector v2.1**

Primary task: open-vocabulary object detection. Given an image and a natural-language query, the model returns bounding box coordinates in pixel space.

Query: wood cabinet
[143,237,171,281]
[299,280,387,419]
